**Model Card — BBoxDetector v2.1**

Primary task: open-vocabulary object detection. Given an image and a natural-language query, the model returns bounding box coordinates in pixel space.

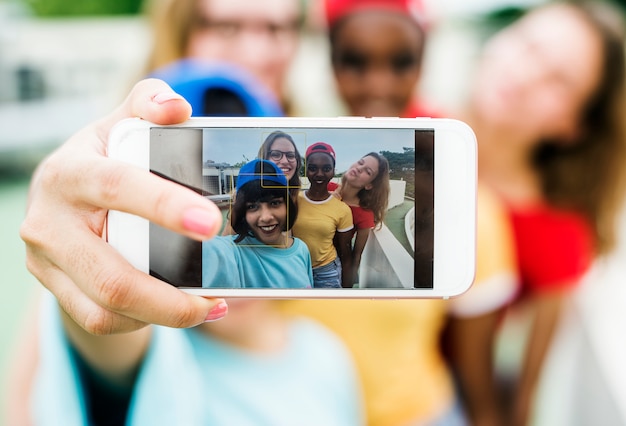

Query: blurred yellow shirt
[281,184,518,425]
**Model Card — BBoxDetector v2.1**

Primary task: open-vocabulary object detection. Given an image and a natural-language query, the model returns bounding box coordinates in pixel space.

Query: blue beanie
[236,159,287,191]
[149,59,284,117]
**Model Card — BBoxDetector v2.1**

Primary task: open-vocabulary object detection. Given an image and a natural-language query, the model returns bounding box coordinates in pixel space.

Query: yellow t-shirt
[282,298,452,425]
[282,184,518,425]
[448,183,519,316]
[291,191,353,268]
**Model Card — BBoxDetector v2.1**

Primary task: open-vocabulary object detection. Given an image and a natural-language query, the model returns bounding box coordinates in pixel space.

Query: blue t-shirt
[31,295,364,426]
[202,235,313,288]
[130,321,363,426]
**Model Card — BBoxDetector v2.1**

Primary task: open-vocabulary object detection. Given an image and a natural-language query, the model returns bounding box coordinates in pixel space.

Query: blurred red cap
[324,0,429,30]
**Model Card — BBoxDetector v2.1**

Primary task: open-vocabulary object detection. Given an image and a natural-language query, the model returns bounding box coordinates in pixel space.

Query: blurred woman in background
[144,0,303,112]
[284,1,520,425]
[448,2,626,424]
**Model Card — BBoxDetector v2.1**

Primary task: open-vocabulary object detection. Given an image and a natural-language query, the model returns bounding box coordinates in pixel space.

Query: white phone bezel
[107,116,476,299]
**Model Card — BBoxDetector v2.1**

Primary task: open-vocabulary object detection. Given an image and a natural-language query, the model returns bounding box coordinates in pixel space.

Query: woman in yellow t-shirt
[283,184,518,425]
[291,142,354,288]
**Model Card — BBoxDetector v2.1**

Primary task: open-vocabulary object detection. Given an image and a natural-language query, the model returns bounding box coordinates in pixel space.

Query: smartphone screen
[149,126,434,290]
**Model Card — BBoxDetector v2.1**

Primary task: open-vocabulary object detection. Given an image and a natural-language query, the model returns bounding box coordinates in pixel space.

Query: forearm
[513,293,564,425]
[4,301,40,426]
[351,229,369,282]
[337,242,353,288]
[445,312,504,426]
[335,232,354,288]
[60,307,151,389]
[340,252,353,288]
[351,252,362,283]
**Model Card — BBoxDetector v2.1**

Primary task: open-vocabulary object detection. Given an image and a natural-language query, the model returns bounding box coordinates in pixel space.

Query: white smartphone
[107,116,476,298]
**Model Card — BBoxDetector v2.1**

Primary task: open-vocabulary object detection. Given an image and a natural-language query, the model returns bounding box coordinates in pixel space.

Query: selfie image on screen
[149,127,434,289]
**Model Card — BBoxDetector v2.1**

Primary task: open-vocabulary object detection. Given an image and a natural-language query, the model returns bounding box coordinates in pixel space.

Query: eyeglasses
[269,150,297,161]
[195,19,300,41]
[307,164,333,173]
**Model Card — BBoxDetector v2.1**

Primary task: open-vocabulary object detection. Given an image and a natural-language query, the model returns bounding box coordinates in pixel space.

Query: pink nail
[205,301,228,322]
[153,92,185,104]
[182,207,216,236]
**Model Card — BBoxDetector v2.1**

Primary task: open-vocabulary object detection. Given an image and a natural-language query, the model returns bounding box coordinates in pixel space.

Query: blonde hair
[532,1,626,254]
[143,0,201,73]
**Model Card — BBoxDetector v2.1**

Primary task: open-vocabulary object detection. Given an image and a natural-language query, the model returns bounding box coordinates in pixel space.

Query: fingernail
[205,301,228,322]
[153,91,185,104]
[182,207,217,236]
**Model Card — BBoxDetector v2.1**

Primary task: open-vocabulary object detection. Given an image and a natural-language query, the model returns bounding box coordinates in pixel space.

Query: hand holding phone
[107,116,477,298]
[19,80,228,335]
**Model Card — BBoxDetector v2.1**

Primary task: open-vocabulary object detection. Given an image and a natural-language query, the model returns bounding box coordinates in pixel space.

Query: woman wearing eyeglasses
[257,130,303,202]
[144,0,303,113]
[222,130,303,236]
[291,142,354,288]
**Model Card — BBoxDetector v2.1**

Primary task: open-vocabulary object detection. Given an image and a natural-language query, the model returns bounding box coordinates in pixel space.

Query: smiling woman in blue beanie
[202,159,313,288]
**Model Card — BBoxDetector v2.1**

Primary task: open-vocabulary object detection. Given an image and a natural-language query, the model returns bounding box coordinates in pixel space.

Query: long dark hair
[532,1,626,253]
[342,152,391,228]
[231,162,298,243]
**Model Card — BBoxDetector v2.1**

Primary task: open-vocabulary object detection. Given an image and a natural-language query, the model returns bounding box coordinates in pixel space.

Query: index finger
[67,78,221,240]
[100,78,193,135]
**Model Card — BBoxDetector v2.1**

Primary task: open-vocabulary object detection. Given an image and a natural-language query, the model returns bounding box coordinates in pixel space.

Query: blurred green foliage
[476,1,626,44]
[381,147,416,199]
[23,0,145,16]
[482,0,626,29]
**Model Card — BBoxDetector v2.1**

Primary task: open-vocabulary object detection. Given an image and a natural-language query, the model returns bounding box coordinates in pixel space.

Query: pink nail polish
[182,207,215,236]
[153,92,185,104]
[205,301,228,322]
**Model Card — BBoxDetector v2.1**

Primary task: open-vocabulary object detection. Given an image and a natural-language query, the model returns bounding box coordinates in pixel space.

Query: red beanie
[306,142,336,164]
[324,0,428,29]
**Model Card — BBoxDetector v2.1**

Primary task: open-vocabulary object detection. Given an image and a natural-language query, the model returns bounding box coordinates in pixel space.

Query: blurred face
[245,197,287,245]
[187,0,301,97]
[199,299,282,347]
[470,4,603,143]
[306,153,335,188]
[332,11,424,117]
[267,137,297,180]
[345,155,379,189]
